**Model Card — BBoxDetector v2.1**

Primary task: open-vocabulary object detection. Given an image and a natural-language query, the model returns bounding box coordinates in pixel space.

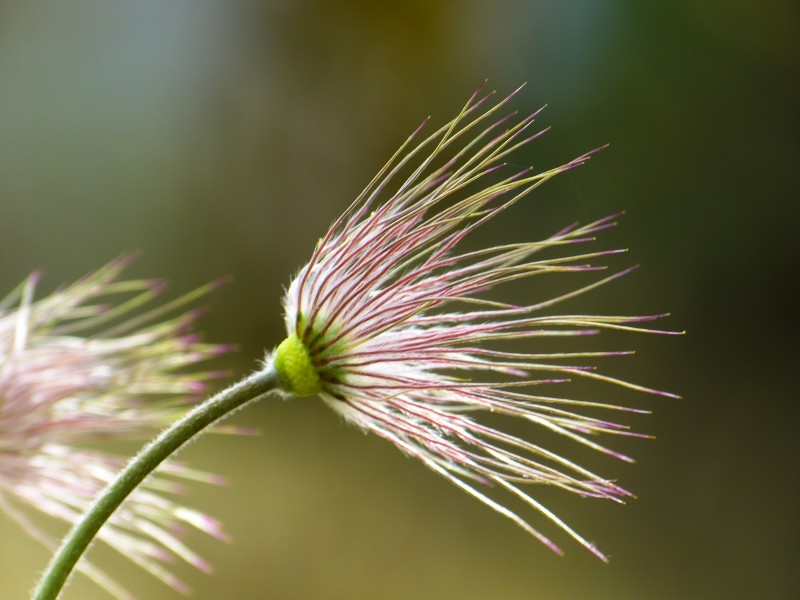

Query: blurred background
[1,1,797,599]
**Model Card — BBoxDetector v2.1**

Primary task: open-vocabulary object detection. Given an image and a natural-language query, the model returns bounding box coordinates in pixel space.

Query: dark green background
[1,2,797,599]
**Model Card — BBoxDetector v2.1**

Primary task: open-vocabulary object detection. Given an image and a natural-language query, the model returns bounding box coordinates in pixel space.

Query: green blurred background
[1,1,797,598]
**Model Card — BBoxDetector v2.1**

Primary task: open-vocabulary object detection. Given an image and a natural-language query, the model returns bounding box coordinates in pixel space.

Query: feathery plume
[0,258,232,598]
[268,84,680,560]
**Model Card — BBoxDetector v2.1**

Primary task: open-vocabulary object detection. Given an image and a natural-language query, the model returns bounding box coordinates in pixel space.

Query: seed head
[269,84,680,559]
[0,257,233,598]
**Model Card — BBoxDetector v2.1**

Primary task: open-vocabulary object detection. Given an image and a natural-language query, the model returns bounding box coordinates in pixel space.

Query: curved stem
[33,364,280,600]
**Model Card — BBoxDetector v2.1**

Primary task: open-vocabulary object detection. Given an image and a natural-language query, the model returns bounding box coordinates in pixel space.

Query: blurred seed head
[0,257,234,598]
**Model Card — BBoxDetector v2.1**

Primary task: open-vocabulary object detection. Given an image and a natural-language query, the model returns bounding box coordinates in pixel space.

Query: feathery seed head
[268,84,680,560]
[0,258,233,598]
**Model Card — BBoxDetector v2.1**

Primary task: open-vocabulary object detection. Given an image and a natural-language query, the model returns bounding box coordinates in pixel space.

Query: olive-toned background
[1,2,797,599]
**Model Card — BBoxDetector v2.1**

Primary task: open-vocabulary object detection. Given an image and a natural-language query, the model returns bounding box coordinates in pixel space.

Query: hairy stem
[33,364,280,600]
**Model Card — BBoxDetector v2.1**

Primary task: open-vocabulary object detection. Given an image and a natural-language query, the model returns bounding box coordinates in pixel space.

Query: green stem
[33,364,280,600]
